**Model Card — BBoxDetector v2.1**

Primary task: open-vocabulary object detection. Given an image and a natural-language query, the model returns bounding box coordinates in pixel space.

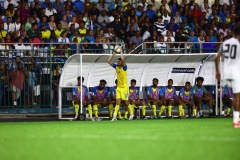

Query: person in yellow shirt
[0,22,7,39]
[107,46,133,121]
[41,25,51,40]
[54,23,63,39]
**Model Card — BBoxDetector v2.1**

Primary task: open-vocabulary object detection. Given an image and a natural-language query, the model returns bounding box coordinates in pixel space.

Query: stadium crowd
[0,0,239,56]
[0,0,239,108]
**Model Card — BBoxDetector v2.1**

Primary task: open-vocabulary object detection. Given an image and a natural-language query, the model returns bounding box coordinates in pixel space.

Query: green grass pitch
[0,118,240,160]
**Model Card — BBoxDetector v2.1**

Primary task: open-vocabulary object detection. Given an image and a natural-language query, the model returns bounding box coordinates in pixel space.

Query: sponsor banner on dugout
[171,68,195,73]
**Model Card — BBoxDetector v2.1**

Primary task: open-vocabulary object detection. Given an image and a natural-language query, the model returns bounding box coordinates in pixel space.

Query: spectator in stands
[14,38,26,57]
[168,0,179,16]
[163,9,171,25]
[202,35,217,53]
[68,16,79,29]
[98,10,110,28]
[208,29,218,43]
[80,39,91,53]
[135,4,143,18]
[59,14,68,31]
[53,0,64,15]
[27,22,39,39]
[31,57,43,106]
[149,30,158,42]
[89,2,100,17]
[164,30,175,42]
[45,2,57,17]
[52,64,61,108]
[146,4,156,21]
[129,30,143,47]
[161,0,170,14]
[4,17,13,34]
[173,11,182,26]
[97,0,107,12]
[25,64,35,106]
[19,2,30,23]
[0,60,7,105]
[142,26,151,41]
[3,0,18,10]
[166,17,179,32]
[140,16,153,35]
[38,16,50,30]
[84,29,95,43]
[25,16,33,32]
[54,23,63,39]
[41,25,51,41]
[0,38,9,56]
[188,30,199,53]
[155,36,166,53]
[108,15,124,38]
[83,0,92,13]
[69,30,81,43]
[91,36,103,53]
[32,11,40,23]
[127,9,138,24]
[48,15,56,31]
[42,0,50,9]
[154,16,166,35]
[58,31,69,43]
[4,33,13,43]
[9,56,25,106]
[127,18,139,31]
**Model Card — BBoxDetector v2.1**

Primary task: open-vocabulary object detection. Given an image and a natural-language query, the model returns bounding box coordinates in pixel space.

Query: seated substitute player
[72,76,93,121]
[178,81,196,118]
[211,84,233,116]
[159,79,177,119]
[192,77,214,117]
[108,79,123,120]
[91,79,110,121]
[147,78,163,119]
[127,79,147,119]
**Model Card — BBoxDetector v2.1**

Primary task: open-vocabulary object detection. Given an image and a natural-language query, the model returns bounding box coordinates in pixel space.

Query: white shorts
[33,85,41,96]
[226,79,240,94]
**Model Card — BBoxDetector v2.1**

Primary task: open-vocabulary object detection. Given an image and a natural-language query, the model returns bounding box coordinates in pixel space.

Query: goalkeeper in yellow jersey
[72,76,93,121]
[107,46,133,121]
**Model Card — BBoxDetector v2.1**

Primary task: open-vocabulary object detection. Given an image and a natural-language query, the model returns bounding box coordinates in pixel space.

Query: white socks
[233,111,239,124]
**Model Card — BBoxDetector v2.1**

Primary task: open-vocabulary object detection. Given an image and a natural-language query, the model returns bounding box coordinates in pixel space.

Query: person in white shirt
[97,10,110,28]
[215,25,240,128]
[14,38,26,57]
[58,31,69,43]
[3,0,18,10]
[45,3,57,17]
[4,17,14,33]
[68,16,79,29]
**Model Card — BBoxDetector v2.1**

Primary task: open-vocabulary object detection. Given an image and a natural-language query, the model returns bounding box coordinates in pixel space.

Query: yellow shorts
[116,86,129,101]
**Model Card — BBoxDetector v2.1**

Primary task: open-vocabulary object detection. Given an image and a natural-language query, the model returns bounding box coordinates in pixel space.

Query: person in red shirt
[191,4,202,20]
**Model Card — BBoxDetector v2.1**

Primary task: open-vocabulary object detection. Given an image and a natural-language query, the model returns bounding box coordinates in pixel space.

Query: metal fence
[0,42,220,109]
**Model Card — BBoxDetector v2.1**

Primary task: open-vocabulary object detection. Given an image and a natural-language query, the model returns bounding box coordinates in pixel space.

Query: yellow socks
[108,104,113,119]
[159,105,165,116]
[128,104,134,115]
[113,104,120,117]
[152,105,156,116]
[168,106,172,117]
[124,110,129,119]
[118,111,122,119]
[142,105,146,116]
[93,104,98,118]
[193,109,197,116]
[227,108,231,115]
[74,104,79,115]
[87,104,92,118]
[179,105,183,116]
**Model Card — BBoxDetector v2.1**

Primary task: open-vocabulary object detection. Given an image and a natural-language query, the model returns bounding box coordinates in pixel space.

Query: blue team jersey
[179,88,193,101]
[92,86,109,100]
[160,86,177,100]
[72,84,88,101]
[192,85,207,97]
[147,85,161,99]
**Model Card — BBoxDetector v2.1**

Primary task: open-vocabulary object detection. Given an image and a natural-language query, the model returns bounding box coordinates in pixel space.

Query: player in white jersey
[215,25,240,128]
